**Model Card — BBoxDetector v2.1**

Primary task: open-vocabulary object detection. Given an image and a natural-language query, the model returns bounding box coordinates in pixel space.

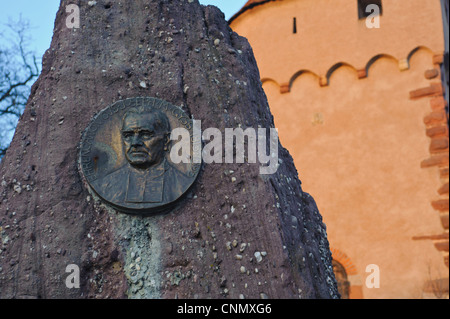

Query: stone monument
[0,0,338,299]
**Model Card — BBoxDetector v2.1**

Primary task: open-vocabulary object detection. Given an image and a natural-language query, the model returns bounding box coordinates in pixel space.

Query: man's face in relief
[121,112,169,169]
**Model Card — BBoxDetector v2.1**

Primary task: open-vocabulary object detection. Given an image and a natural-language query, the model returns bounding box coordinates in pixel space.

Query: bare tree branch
[0,16,41,159]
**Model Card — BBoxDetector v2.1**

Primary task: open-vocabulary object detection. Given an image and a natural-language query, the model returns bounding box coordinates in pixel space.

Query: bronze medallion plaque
[79,97,201,215]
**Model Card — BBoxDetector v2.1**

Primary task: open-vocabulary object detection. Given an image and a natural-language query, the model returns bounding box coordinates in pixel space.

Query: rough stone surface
[0,0,339,299]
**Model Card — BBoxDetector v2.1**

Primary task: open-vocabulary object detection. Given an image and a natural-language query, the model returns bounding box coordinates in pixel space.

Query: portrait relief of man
[91,104,192,211]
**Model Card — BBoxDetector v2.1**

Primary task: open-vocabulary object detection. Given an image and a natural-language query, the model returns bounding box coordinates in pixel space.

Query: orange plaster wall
[262,50,447,298]
[231,0,448,299]
[231,0,445,85]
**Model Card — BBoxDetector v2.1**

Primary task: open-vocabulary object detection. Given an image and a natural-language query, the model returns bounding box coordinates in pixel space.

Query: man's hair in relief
[123,105,171,135]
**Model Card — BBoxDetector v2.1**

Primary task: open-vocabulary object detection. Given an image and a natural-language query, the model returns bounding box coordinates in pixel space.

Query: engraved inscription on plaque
[79,97,200,214]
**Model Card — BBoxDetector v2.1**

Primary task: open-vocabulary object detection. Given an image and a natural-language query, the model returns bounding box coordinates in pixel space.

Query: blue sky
[0,0,247,60]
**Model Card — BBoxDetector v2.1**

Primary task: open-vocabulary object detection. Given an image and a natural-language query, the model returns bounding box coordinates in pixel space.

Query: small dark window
[358,0,382,19]
[293,17,297,34]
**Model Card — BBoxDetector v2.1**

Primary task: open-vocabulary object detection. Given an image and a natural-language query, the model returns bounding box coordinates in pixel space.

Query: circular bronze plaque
[79,97,201,214]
